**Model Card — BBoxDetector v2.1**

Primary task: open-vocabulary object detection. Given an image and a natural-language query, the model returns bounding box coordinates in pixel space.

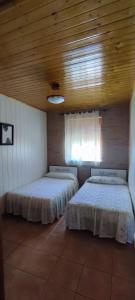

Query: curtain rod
[60,108,108,115]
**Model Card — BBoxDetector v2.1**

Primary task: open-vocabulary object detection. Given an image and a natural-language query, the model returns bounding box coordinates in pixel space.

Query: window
[64,111,101,164]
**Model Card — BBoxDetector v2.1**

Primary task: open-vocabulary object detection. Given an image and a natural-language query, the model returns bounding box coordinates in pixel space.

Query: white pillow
[87,175,127,185]
[44,172,76,181]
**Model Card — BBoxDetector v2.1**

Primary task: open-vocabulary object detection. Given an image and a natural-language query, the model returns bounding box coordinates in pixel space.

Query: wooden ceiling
[0,0,134,112]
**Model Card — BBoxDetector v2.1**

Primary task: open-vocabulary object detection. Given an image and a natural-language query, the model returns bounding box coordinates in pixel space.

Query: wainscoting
[0,95,47,211]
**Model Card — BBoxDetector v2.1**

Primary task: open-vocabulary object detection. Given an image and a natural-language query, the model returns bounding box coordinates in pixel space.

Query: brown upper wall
[47,102,129,185]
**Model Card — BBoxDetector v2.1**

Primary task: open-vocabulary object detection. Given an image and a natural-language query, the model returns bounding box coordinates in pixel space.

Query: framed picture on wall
[0,123,14,145]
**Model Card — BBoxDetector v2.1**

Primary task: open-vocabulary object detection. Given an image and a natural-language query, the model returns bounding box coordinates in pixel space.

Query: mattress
[65,182,135,244]
[6,177,78,224]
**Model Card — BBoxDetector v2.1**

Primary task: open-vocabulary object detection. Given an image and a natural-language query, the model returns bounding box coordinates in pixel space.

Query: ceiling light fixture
[47,95,64,104]
[47,82,64,104]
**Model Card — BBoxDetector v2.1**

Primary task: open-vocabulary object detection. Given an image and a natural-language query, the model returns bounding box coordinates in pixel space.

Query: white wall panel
[129,88,135,210]
[0,95,47,211]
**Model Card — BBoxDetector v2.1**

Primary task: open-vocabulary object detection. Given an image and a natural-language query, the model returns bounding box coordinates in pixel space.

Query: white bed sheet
[65,182,135,244]
[6,177,78,224]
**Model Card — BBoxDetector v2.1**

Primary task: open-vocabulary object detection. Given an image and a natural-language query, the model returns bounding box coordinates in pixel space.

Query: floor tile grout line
[46,275,85,299]
[61,255,85,266]
[20,233,50,247]
[45,253,84,294]
[5,263,52,283]
[3,246,21,261]
[83,262,113,275]
[4,230,70,259]
[111,244,135,284]
[77,263,113,276]
[75,291,95,300]
[9,225,57,248]
[111,273,135,284]
[75,262,84,294]
[2,219,119,274]
[110,275,113,300]
[3,215,135,297]
[109,245,114,300]
[2,237,25,245]
[6,246,115,277]
[5,246,60,263]
[46,275,82,295]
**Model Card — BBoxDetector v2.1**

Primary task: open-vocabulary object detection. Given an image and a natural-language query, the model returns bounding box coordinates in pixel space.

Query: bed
[6,166,78,224]
[65,168,135,244]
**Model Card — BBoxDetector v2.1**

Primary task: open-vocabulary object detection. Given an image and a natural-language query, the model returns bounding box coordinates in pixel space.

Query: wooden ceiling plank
[1,8,135,57]
[0,0,118,37]
[0,1,134,52]
[2,58,135,84]
[2,6,134,56]
[0,0,134,110]
[2,71,134,91]
[1,32,135,77]
[0,0,85,25]
[1,13,135,70]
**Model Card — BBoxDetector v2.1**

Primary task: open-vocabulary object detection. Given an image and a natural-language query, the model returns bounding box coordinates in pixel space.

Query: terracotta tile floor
[1,214,135,300]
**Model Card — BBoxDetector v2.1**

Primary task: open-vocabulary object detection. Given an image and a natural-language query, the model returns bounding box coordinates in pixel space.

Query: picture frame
[0,123,14,145]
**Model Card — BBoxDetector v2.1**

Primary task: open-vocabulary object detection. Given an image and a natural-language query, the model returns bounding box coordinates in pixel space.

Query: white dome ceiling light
[47,95,64,104]
[47,82,64,104]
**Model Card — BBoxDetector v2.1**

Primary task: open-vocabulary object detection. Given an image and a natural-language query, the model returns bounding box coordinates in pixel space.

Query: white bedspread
[65,182,135,244]
[6,177,78,224]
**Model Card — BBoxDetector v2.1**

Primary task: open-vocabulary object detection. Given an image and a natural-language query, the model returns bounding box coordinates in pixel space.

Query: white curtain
[64,111,101,164]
